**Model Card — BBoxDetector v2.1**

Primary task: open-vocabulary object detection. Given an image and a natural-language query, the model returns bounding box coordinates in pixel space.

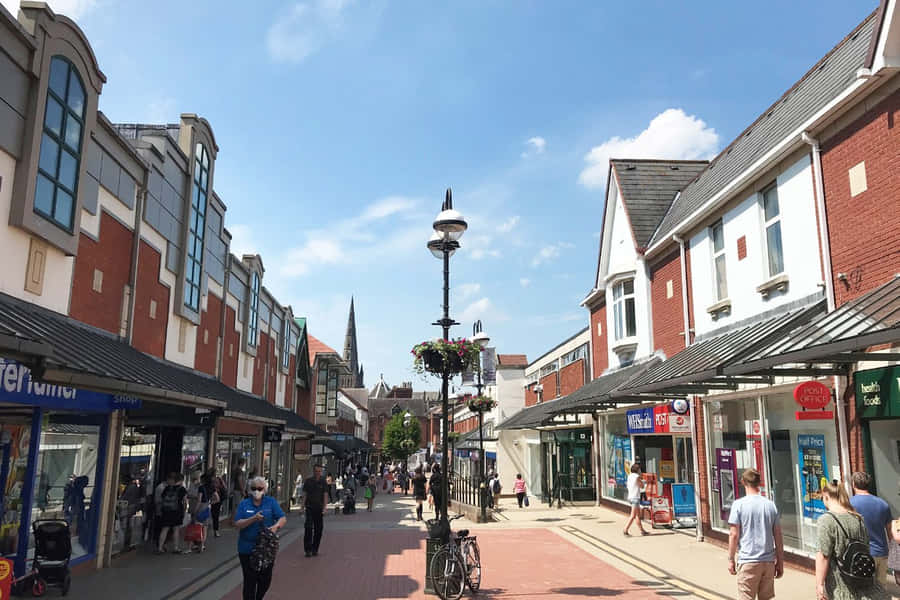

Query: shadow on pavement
[550,587,623,596]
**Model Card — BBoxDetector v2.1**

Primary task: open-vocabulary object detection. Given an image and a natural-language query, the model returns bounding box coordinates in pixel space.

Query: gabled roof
[649,12,877,248]
[497,354,528,368]
[369,374,391,399]
[610,159,708,249]
[307,333,340,368]
[340,388,369,411]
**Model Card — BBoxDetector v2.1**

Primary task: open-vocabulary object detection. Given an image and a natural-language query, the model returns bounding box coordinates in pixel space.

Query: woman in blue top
[234,476,286,600]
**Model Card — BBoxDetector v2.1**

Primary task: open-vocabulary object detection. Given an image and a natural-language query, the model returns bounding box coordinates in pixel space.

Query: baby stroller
[342,488,356,514]
[20,520,72,596]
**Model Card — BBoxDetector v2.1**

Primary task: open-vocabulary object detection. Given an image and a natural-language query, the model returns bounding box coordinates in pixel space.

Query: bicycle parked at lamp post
[428,514,481,600]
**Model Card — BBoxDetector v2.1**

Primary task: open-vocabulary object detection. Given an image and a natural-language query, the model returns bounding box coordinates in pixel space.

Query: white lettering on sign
[655,412,668,428]
[627,411,652,430]
[0,359,77,400]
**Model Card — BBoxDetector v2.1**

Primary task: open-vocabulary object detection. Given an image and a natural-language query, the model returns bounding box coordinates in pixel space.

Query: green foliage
[411,338,482,376]
[381,413,422,461]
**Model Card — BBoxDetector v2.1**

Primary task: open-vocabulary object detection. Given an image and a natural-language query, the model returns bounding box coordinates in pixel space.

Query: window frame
[611,279,636,341]
[34,56,85,232]
[248,272,260,347]
[761,184,784,278]
[710,219,728,301]
[539,362,558,378]
[561,343,588,367]
[315,368,327,414]
[281,318,290,369]
[184,143,210,311]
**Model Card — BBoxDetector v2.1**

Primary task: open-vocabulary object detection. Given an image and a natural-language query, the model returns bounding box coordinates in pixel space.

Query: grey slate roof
[726,275,900,374]
[611,160,708,249]
[619,302,825,393]
[495,398,564,430]
[649,12,877,247]
[548,358,661,415]
[0,292,289,424]
[368,394,437,418]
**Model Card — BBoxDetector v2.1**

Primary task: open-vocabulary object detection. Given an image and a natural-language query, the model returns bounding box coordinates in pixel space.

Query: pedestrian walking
[208,468,225,538]
[412,466,427,521]
[850,472,895,588]
[234,476,286,600]
[232,458,248,513]
[490,472,502,509]
[365,474,376,512]
[429,464,445,520]
[728,468,784,600]
[623,463,649,536]
[302,464,328,557]
[156,472,188,554]
[816,479,888,600]
[514,474,528,508]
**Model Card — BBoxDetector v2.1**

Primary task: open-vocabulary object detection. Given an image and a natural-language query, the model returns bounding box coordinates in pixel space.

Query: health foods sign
[855,365,900,419]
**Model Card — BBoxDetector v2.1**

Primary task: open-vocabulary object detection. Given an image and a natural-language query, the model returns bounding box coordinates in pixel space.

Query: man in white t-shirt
[727,468,784,600]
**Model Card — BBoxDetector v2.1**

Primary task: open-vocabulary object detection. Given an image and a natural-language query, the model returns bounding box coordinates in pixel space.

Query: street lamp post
[427,188,467,528]
[471,320,490,522]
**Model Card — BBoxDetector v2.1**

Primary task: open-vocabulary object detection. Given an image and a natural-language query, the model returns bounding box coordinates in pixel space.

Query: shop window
[761,185,784,278]
[0,420,34,559]
[35,57,85,231]
[181,429,207,482]
[704,398,759,532]
[114,427,157,554]
[603,413,632,503]
[612,280,636,340]
[184,144,210,312]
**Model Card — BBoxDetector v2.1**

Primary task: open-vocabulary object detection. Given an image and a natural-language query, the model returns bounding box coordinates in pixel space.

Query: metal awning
[547,358,661,417]
[724,275,900,376]
[495,398,565,430]
[612,301,825,397]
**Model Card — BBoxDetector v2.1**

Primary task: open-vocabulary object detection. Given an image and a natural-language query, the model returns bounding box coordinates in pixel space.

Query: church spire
[343,297,363,387]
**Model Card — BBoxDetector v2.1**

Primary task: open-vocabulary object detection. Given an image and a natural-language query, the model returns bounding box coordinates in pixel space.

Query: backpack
[491,479,501,494]
[250,527,279,572]
[161,485,181,512]
[828,513,876,586]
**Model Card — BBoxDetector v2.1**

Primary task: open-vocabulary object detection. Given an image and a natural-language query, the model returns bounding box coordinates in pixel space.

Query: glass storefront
[603,413,631,502]
[216,435,258,515]
[704,390,839,555]
[856,366,900,520]
[540,428,594,502]
[0,417,34,560]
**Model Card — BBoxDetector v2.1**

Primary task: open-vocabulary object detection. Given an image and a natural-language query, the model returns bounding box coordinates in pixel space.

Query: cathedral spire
[343,297,363,387]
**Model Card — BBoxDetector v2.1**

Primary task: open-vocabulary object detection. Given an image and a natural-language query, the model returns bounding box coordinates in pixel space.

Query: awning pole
[690,396,704,542]
[593,412,601,507]
[834,374,853,492]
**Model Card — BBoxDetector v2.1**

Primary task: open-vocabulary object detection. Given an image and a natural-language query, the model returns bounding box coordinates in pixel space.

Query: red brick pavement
[224,526,669,599]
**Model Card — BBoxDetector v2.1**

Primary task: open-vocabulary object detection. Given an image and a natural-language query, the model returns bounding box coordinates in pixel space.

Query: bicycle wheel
[430,547,465,600]
[463,539,481,592]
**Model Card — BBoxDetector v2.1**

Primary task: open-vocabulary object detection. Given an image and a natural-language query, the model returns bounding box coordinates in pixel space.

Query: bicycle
[429,515,481,600]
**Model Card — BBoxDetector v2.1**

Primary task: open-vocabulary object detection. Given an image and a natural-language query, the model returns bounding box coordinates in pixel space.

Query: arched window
[248,271,260,346]
[34,56,85,230]
[184,143,209,311]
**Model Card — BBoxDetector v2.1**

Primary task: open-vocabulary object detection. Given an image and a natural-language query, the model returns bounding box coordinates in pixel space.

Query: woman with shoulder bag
[234,476,286,600]
[815,480,888,600]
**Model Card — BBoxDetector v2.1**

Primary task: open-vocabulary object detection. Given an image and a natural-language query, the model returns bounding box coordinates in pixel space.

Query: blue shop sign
[626,407,654,434]
[0,359,140,412]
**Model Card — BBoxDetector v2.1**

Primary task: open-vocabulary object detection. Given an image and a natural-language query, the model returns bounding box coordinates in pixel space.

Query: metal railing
[450,472,486,509]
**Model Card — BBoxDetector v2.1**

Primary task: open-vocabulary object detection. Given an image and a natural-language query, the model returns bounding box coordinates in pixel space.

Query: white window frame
[561,343,588,367]
[281,317,290,369]
[539,362,558,378]
[761,184,784,278]
[711,219,728,301]
[248,272,260,347]
[612,279,636,341]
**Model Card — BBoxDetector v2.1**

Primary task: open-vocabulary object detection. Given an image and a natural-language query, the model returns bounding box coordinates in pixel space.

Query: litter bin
[424,519,449,595]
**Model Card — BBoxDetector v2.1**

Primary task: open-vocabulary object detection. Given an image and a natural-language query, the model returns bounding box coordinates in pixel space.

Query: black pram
[342,488,356,514]
[29,519,72,596]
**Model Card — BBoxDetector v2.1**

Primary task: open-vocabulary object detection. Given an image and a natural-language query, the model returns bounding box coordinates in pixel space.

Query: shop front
[540,428,594,502]
[262,426,292,510]
[856,365,900,518]
[703,382,839,556]
[215,419,261,518]
[0,359,129,575]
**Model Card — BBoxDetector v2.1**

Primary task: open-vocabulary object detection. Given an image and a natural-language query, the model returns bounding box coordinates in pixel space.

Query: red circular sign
[794,381,831,410]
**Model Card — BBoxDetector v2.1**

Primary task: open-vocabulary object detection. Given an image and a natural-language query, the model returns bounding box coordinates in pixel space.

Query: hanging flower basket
[466,396,495,413]
[412,338,481,376]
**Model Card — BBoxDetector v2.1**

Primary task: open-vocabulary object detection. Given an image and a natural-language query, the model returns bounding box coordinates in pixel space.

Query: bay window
[612,279,636,340]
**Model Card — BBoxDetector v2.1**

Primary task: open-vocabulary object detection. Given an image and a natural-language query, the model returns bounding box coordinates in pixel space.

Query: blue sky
[4,0,876,390]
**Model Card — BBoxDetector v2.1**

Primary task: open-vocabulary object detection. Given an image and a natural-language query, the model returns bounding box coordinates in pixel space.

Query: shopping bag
[524,496,530,507]
[183,523,205,543]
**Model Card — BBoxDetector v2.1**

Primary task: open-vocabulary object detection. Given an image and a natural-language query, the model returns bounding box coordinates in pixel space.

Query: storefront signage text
[263,426,282,443]
[627,405,690,435]
[793,381,833,420]
[0,359,140,412]
[626,407,654,434]
[855,366,900,419]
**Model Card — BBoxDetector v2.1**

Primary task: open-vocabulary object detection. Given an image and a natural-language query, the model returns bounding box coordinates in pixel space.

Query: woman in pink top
[514,474,527,508]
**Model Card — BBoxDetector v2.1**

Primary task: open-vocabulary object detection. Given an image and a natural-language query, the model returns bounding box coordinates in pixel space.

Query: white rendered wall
[0,150,75,314]
[497,429,541,498]
[690,154,822,336]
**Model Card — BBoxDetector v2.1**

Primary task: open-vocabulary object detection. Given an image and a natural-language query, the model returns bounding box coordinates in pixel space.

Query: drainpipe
[592,412,601,507]
[672,233,691,347]
[801,132,836,312]
[802,133,852,490]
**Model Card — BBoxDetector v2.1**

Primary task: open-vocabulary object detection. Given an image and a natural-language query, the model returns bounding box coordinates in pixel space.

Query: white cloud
[465,234,502,260]
[361,196,418,221]
[1,0,98,19]
[228,224,259,259]
[578,108,719,189]
[521,136,546,158]
[519,278,531,288]
[458,297,508,323]
[496,216,520,234]
[456,283,481,301]
[267,0,354,64]
[531,242,574,267]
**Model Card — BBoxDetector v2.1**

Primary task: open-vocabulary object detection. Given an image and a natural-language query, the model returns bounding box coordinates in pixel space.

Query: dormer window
[184,144,209,311]
[612,279,636,340]
[248,272,260,347]
[34,57,85,231]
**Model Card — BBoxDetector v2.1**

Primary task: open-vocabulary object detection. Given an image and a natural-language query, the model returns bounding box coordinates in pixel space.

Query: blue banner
[626,407,654,434]
[0,359,140,413]
[672,483,696,517]
[798,434,827,519]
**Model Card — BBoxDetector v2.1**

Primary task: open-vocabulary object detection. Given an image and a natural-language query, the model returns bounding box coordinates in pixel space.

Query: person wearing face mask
[234,476,286,600]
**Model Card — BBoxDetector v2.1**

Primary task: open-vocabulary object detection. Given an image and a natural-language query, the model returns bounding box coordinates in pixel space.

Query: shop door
[870,420,900,517]
[768,430,801,549]
[558,442,572,502]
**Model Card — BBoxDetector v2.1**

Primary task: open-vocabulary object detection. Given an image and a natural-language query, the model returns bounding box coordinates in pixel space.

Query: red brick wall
[195,293,222,376]
[296,386,313,423]
[821,86,900,305]
[222,304,239,388]
[217,418,260,437]
[590,304,608,377]
[650,249,686,360]
[132,241,169,358]
[525,384,539,407]
[284,357,296,409]
[253,332,269,397]
[559,360,585,396]
[70,212,134,334]
[540,372,559,400]
[267,336,277,404]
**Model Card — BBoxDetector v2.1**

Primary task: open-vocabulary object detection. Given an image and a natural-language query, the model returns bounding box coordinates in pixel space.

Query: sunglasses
[251,487,265,492]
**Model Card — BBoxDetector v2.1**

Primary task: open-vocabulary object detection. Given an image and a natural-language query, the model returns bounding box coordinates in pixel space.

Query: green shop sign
[855,365,900,419]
